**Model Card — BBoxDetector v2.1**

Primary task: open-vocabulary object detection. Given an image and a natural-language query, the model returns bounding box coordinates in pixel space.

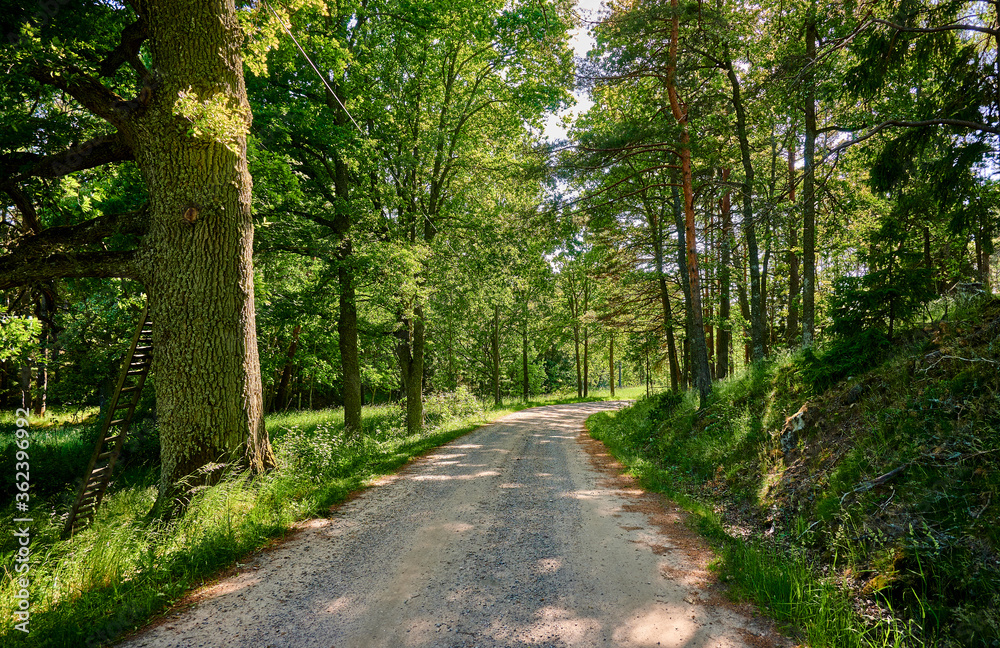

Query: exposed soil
[122,402,795,648]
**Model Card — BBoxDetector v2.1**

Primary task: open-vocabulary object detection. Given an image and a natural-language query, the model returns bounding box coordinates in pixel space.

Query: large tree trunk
[491,304,501,406]
[672,186,694,391]
[583,279,589,398]
[666,0,711,405]
[395,305,425,435]
[327,75,363,438]
[609,330,615,397]
[338,252,362,435]
[568,287,582,398]
[140,0,274,501]
[18,362,31,412]
[643,191,681,391]
[522,302,530,401]
[573,323,582,398]
[802,6,818,347]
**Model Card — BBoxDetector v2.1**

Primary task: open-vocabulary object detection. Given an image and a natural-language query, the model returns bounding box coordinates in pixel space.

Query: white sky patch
[542,0,603,143]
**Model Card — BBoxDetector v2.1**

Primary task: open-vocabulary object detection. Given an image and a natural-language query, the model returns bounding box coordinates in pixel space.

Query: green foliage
[172,88,250,153]
[795,329,892,392]
[0,310,40,363]
[423,387,486,427]
[648,389,684,422]
[828,270,934,340]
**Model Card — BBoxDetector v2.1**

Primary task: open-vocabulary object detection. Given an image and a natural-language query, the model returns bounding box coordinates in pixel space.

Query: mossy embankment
[588,296,1000,647]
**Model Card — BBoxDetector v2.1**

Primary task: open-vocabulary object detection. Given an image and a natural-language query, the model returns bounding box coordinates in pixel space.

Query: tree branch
[1,133,134,181]
[872,17,999,38]
[99,15,150,79]
[0,250,141,290]
[824,118,1000,161]
[1,184,42,234]
[29,65,138,130]
[0,207,148,290]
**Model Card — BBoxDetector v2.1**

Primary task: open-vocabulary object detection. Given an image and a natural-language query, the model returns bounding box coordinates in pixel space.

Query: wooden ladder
[63,303,153,538]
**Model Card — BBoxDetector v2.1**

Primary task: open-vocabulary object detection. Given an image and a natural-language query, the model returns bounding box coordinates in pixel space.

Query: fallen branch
[840,463,909,505]
[921,354,999,373]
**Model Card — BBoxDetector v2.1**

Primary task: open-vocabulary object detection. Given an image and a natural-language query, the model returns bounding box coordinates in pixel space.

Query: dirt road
[124,402,791,648]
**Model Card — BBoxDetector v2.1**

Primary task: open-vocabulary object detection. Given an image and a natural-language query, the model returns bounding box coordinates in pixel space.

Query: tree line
[0,0,996,501]
[567,0,997,406]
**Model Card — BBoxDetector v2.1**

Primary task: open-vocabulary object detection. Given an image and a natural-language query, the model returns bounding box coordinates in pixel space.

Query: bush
[795,329,892,392]
[423,386,485,427]
[648,390,684,422]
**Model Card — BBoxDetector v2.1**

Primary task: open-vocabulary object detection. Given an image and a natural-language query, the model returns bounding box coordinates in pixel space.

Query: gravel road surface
[124,402,792,648]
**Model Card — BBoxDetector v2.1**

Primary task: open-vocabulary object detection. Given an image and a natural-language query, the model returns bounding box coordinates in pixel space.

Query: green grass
[0,387,632,647]
[585,297,1000,648]
[586,393,911,647]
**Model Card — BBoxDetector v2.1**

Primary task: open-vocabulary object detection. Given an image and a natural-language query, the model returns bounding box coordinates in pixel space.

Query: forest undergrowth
[0,387,631,647]
[588,294,1000,648]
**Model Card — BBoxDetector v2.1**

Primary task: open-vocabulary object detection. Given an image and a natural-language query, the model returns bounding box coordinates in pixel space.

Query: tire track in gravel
[123,402,794,648]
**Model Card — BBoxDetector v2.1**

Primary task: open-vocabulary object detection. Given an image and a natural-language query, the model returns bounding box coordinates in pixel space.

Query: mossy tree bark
[137,0,274,499]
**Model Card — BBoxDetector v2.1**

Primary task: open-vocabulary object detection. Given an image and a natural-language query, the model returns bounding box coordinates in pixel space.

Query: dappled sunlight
[612,603,702,647]
[562,488,603,500]
[510,605,603,644]
[429,453,468,460]
[410,470,500,481]
[195,572,262,599]
[322,595,353,614]
[534,557,563,574]
[442,521,475,533]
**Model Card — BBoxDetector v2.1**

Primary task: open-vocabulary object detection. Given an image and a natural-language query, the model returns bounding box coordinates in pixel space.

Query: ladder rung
[65,303,150,540]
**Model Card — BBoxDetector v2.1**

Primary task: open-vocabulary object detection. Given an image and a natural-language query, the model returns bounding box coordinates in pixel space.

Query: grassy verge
[586,396,910,648]
[586,296,1000,648]
[1,388,630,647]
